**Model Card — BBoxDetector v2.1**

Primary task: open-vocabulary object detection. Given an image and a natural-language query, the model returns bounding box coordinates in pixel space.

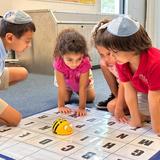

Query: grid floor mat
[0,105,160,160]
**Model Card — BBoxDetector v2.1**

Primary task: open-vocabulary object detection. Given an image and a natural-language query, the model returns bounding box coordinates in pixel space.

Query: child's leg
[86,86,95,102]
[64,89,73,103]
[107,98,116,114]
[137,93,151,122]
[0,68,22,126]
[54,71,72,104]
[8,67,28,86]
[97,59,118,110]
[0,68,10,90]
[0,99,21,126]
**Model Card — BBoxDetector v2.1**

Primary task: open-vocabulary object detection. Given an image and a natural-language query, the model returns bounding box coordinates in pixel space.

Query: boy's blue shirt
[0,38,7,77]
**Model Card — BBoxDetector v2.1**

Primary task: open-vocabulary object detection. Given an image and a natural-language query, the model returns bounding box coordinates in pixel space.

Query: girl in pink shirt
[53,29,95,116]
[94,15,160,135]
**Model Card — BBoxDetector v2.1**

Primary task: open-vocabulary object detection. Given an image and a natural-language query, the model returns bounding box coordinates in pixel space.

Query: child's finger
[81,112,87,116]
[59,108,71,114]
[117,116,127,123]
[65,109,71,114]
[76,111,83,117]
[76,111,80,117]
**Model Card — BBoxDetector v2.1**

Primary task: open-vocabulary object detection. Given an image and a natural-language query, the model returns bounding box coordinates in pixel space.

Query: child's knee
[9,67,28,83]
[0,103,22,126]
[20,67,28,80]
[107,101,116,114]
[87,95,95,103]
[9,111,22,126]
[87,89,95,102]
[152,127,160,135]
[152,126,160,134]
[64,90,72,102]
[0,111,21,126]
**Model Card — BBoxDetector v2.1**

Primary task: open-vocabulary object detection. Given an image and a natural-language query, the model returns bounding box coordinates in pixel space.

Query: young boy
[0,10,36,126]
[93,15,160,134]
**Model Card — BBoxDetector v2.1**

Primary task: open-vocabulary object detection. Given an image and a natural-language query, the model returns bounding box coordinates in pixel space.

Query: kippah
[3,10,32,24]
[107,15,140,37]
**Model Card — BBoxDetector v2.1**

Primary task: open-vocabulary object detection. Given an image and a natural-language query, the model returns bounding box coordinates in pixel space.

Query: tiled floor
[0,105,160,160]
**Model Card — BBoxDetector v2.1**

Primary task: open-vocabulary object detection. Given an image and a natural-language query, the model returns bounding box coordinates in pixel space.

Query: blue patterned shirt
[0,38,7,77]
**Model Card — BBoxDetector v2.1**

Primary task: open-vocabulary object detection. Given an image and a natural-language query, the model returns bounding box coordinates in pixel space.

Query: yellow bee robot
[52,118,73,135]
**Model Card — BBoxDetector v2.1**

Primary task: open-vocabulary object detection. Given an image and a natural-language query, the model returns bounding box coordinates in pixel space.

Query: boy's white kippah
[3,10,32,24]
[107,15,140,37]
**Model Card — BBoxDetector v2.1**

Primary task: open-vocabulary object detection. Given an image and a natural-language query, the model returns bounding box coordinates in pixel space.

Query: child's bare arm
[76,72,89,116]
[55,70,71,113]
[148,90,160,134]
[115,83,128,123]
[123,82,142,127]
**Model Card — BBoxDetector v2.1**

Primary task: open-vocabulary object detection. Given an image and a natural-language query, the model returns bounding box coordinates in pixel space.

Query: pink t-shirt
[53,56,92,92]
[116,47,160,93]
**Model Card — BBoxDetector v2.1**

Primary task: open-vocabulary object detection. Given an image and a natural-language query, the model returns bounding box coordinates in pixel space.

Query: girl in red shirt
[93,15,160,135]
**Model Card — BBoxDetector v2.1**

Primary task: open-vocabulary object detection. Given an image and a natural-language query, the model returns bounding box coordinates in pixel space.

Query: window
[101,0,124,14]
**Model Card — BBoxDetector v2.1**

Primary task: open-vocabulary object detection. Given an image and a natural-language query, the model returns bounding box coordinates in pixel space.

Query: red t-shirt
[116,48,160,93]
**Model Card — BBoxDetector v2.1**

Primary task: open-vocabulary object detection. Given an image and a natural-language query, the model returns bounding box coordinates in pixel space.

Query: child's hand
[75,108,87,117]
[128,117,142,128]
[115,109,128,123]
[58,106,72,114]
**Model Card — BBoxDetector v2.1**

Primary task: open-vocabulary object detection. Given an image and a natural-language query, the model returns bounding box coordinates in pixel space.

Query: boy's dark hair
[54,28,89,58]
[0,19,36,38]
[94,24,152,53]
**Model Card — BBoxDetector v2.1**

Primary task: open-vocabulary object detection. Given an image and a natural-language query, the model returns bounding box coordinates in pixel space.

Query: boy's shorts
[0,67,9,90]
[137,92,150,116]
[0,68,9,114]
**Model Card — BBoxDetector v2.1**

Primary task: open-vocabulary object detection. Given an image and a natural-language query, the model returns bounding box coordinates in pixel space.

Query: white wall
[1,0,158,47]
[1,0,146,21]
[145,0,160,48]
[0,0,12,15]
[155,0,160,48]
[125,0,146,26]
[10,0,100,13]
